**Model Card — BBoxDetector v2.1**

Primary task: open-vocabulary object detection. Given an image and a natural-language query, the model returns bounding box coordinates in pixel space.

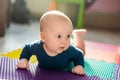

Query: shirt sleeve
[20,44,32,60]
[70,46,84,68]
[73,51,84,67]
[20,41,39,60]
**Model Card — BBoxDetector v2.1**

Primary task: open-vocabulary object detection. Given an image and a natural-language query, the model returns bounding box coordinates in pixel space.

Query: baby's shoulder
[68,45,77,50]
[24,40,42,48]
[68,45,83,54]
[67,45,77,52]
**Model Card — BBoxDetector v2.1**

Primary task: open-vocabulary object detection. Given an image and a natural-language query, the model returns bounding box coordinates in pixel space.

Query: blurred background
[0,0,120,53]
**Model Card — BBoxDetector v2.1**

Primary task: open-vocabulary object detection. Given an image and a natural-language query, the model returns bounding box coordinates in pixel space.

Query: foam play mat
[0,57,117,80]
[0,41,120,80]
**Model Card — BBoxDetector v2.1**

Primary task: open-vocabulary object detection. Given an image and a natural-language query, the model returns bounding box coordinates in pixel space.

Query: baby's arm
[16,59,29,69]
[72,65,85,75]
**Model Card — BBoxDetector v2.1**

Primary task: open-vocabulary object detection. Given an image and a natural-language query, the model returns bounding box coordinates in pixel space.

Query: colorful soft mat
[0,41,120,80]
[0,57,117,80]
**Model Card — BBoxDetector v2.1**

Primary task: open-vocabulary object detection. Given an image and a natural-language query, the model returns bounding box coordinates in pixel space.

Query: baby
[17,10,86,75]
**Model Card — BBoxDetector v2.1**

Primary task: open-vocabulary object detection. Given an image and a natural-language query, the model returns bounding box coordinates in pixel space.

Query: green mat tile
[85,59,116,79]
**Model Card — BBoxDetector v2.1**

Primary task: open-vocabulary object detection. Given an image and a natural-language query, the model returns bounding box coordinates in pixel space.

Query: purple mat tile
[31,66,103,80]
[114,65,120,80]
[0,57,33,80]
[0,57,107,80]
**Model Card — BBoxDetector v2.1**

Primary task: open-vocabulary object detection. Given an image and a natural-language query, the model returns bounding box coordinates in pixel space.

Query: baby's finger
[22,63,28,69]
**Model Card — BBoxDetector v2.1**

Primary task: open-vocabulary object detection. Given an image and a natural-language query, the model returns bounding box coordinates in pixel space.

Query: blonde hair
[40,10,73,32]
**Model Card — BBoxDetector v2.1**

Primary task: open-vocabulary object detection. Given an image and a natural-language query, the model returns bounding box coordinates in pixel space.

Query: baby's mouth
[59,46,65,50]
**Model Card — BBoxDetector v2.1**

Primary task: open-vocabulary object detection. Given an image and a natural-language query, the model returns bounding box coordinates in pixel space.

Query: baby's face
[42,18,73,55]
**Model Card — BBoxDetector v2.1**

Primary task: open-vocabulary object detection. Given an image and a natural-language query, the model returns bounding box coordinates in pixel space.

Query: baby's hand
[72,65,85,75]
[16,59,29,69]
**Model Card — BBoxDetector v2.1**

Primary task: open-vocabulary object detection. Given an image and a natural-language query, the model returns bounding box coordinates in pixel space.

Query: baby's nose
[61,38,67,44]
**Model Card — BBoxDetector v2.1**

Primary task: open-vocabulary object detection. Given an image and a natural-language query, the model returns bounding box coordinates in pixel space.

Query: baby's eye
[56,35,61,39]
[67,35,71,38]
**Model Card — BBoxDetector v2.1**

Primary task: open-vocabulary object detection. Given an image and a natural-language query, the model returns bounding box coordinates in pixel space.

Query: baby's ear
[40,32,45,42]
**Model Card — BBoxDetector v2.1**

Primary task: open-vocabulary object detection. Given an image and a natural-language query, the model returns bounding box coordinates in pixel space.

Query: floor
[0,20,120,53]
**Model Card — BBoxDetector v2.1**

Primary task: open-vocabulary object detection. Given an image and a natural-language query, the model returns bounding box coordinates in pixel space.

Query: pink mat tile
[85,41,120,64]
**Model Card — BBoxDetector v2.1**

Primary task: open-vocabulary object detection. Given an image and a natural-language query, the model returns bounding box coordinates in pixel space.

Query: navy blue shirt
[20,41,84,70]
